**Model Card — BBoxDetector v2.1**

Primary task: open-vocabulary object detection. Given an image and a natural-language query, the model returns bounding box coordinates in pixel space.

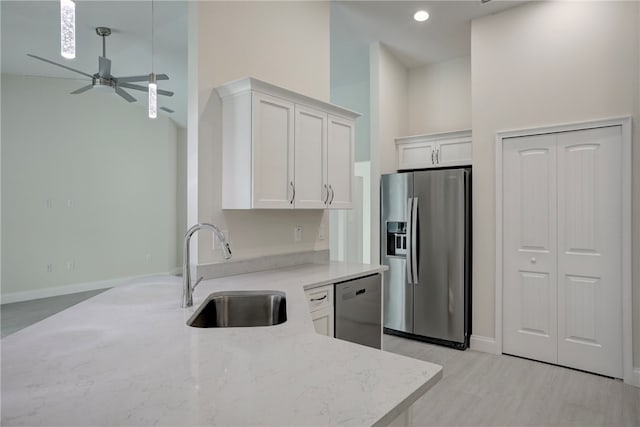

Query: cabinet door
[311,307,334,337]
[326,115,354,209]
[436,138,472,167]
[252,92,295,209]
[397,141,436,170]
[294,105,327,209]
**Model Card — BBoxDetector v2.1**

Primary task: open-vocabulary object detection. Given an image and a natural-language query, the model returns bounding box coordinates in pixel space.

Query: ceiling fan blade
[160,106,174,113]
[115,86,137,103]
[157,88,174,97]
[70,84,94,95]
[118,82,174,97]
[99,56,111,77]
[27,54,94,79]
[115,73,169,83]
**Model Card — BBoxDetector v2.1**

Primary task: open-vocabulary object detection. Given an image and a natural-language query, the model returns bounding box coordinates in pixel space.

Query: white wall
[408,56,471,135]
[330,2,371,162]
[375,43,408,176]
[176,128,188,266]
[471,1,640,367]
[196,1,330,264]
[1,75,179,299]
[367,42,409,264]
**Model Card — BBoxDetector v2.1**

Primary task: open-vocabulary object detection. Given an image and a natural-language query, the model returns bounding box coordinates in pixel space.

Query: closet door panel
[556,126,623,378]
[502,134,558,364]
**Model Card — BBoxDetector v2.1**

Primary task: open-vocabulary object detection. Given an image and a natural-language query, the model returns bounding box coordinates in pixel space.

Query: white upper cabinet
[217,78,359,210]
[396,129,471,170]
[253,92,295,208]
[294,105,327,209]
[327,115,354,209]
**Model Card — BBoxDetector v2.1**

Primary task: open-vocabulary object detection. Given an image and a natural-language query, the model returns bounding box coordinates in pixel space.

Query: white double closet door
[502,125,623,378]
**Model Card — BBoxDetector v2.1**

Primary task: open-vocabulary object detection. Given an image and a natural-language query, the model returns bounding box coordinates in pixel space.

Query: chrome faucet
[182,223,232,308]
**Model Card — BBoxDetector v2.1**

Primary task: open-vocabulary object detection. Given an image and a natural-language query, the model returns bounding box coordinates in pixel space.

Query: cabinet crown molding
[395,129,471,146]
[215,77,361,120]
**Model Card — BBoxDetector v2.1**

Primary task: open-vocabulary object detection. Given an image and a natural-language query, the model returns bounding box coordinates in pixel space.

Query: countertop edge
[372,368,443,427]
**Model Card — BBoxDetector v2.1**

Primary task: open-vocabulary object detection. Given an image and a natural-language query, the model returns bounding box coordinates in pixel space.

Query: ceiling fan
[27,26,174,112]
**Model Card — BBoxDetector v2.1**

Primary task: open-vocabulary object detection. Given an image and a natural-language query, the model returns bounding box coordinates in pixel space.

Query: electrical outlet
[45,199,53,209]
[66,260,76,271]
[294,226,303,242]
[46,263,53,273]
[213,230,230,250]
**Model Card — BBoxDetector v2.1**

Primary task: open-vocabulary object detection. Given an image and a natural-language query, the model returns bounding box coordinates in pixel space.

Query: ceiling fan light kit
[60,0,75,59]
[148,0,157,119]
[27,25,174,111]
[148,73,157,119]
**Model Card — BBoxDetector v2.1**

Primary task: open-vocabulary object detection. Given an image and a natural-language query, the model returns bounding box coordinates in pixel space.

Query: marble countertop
[1,262,442,426]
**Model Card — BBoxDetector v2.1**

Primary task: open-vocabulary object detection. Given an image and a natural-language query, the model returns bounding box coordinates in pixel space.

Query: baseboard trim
[628,367,640,388]
[470,335,500,355]
[1,271,177,304]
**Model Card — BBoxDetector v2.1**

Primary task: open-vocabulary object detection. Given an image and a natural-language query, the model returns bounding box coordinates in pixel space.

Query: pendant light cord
[151,0,154,73]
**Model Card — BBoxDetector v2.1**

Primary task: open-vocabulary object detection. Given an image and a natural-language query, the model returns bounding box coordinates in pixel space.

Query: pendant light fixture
[148,0,157,119]
[60,0,76,59]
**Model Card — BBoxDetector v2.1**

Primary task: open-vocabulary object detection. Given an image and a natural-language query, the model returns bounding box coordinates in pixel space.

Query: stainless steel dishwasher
[335,273,382,349]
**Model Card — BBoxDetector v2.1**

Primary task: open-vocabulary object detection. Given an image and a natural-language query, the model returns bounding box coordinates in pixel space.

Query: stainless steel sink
[187,291,287,328]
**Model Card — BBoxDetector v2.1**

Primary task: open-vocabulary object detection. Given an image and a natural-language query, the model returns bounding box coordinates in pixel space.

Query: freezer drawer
[335,274,382,349]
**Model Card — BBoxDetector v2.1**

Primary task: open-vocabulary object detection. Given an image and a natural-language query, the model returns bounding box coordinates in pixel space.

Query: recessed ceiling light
[413,10,429,22]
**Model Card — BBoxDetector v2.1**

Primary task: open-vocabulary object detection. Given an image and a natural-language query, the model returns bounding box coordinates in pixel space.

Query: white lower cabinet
[305,284,334,337]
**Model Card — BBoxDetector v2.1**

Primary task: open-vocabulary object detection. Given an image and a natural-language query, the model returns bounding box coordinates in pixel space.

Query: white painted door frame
[495,116,633,385]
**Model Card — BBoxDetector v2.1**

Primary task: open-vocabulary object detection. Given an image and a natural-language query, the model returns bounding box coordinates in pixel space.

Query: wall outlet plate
[294,226,303,242]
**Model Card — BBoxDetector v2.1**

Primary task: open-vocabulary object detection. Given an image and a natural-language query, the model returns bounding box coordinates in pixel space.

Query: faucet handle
[192,276,204,291]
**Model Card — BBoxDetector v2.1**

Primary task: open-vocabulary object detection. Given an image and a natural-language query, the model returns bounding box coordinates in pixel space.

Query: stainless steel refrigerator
[381,168,471,349]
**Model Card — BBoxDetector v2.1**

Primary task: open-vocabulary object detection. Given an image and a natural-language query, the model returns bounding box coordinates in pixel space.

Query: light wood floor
[383,334,640,427]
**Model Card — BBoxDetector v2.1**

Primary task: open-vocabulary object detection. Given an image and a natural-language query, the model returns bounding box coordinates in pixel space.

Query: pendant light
[148,0,157,119]
[60,0,75,59]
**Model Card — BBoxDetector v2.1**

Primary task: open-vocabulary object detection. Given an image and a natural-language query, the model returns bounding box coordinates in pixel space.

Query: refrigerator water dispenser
[386,221,407,257]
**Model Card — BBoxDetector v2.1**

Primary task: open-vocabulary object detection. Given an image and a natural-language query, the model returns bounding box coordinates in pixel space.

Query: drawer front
[306,285,333,312]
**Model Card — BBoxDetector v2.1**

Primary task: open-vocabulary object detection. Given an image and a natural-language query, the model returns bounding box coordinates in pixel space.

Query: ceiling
[1,1,188,127]
[1,1,523,129]
[333,1,524,68]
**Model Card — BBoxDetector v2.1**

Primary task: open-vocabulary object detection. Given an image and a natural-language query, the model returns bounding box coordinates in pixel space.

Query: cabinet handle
[290,181,295,205]
[323,184,329,204]
[310,295,327,302]
[329,185,334,205]
[431,150,435,165]
[436,149,440,164]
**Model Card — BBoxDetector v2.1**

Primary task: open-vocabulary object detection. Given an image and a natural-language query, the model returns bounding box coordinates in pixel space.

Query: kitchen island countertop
[1,262,442,426]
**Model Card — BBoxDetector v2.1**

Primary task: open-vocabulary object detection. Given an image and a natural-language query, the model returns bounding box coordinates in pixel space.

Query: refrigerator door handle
[406,197,414,284]
[411,197,419,284]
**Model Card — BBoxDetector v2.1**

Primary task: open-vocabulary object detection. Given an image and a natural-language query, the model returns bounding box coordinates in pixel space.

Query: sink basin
[187,291,287,328]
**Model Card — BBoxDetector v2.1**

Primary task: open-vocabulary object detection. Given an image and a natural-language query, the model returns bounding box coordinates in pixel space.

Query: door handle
[310,295,327,302]
[323,184,329,204]
[328,185,334,205]
[436,149,440,164]
[290,181,295,205]
[431,150,435,165]
[411,197,419,284]
[406,197,414,284]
